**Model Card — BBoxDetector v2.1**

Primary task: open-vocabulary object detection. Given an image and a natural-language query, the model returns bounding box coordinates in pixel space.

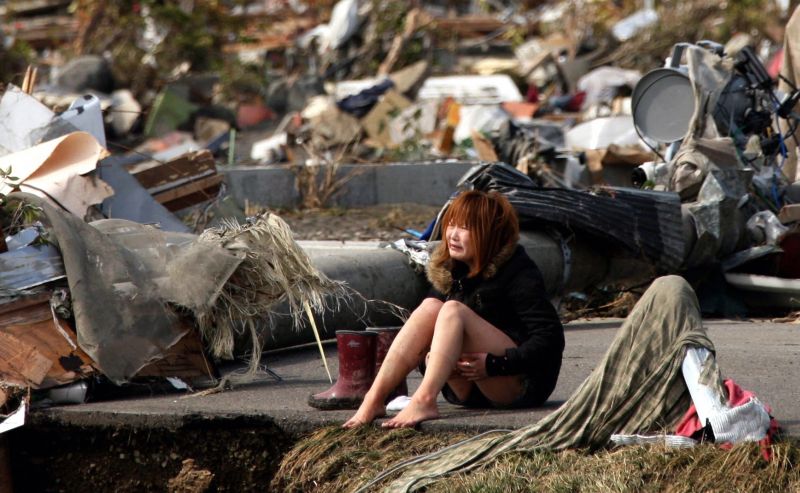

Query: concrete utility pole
[263,229,648,351]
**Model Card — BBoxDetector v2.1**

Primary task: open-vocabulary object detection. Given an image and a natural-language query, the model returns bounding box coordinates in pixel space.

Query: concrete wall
[222,161,478,208]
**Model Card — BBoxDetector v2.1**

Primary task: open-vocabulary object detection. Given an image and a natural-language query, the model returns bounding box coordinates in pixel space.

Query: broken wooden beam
[129,149,223,211]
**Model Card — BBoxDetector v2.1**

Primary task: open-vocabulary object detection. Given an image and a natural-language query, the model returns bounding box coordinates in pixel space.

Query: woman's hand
[457,353,488,381]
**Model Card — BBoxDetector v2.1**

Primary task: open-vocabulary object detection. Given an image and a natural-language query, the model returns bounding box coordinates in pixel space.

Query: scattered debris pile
[0,80,353,449]
[0,0,797,455]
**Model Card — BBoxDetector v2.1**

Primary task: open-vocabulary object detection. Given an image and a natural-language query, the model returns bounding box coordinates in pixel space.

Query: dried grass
[561,290,641,323]
[271,426,468,493]
[436,440,800,493]
[293,142,366,210]
[273,427,800,493]
[196,212,350,380]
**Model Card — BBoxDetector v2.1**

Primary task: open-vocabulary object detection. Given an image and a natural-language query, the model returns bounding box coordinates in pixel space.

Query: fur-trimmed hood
[426,242,518,295]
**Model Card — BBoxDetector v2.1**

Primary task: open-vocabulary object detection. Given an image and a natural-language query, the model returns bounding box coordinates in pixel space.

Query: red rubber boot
[308,330,377,410]
[368,326,409,402]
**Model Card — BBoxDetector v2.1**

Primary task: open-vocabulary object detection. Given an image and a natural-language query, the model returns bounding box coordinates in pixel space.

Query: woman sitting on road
[344,190,565,428]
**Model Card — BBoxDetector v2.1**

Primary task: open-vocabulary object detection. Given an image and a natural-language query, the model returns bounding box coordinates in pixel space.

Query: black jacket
[426,244,564,388]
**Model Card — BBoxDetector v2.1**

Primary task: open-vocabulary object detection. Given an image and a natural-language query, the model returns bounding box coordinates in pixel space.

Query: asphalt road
[31,318,800,437]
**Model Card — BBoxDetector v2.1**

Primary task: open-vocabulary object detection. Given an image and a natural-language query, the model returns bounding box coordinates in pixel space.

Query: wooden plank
[4,317,95,388]
[0,292,52,327]
[0,331,52,387]
[152,174,224,211]
[136,322,214,379]
[132,150,216,190]
[4,15,78,44]
[0,292,95,388]
[471,130,499,162]
[147,168,216,196]
[5,0,71,15]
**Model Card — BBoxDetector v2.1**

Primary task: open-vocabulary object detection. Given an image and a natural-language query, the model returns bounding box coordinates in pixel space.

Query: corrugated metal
[0,244,65,292]
[461,163,685,271]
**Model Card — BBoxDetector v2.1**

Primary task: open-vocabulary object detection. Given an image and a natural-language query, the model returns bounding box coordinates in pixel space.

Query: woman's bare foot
[342,399,386,428]
[381,396,440,428]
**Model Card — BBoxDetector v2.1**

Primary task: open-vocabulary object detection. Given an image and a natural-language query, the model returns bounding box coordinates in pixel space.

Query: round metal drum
[632,68,695,143]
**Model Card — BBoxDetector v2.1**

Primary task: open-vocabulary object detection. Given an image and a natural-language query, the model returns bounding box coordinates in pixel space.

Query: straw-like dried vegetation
[561,289,642,322]
[273,426,800,492]
[271,426,469,492]
[196,212,350,380]
[438,440,800,493]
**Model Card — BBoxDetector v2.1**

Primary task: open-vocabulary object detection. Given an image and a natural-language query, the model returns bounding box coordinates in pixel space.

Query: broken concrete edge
[26,405,520,437]
[26,408,303,434]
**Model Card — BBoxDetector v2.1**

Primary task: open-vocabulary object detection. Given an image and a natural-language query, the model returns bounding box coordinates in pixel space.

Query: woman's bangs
[446,197,480,230]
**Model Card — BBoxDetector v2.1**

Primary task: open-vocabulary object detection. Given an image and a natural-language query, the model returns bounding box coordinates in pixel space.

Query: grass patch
[271,426,468,492]
[436,441,800,493]
[273,427,800,492]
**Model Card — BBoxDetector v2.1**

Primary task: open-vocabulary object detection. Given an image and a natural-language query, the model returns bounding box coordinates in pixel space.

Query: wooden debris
[0,331,53,387]
[778,204,800,224]
[136,321,215,380]
[378,8,424,76]
[4,15,78,47]
[470,130,499,161]
[436,99,460,155]
[21,65,38,94]
[0,291,95,388]
[129,150,223,212]
[0,292,51,328]
[0,0,71,17]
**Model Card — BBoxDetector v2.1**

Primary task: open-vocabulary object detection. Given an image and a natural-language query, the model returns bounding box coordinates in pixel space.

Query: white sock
[682,347,770,443]
[681,346,726,426]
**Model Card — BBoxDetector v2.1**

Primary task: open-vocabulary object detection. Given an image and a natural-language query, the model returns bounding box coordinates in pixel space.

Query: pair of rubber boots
[308,327,408,410]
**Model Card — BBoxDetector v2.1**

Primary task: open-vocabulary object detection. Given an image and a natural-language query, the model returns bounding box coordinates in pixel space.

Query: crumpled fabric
[12,193,243,383]
[675,378,780,460]
[385,239,436,272]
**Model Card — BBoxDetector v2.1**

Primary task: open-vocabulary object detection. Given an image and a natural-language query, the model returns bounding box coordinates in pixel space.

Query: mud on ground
[275,203,441,242]
[10,416,294,493]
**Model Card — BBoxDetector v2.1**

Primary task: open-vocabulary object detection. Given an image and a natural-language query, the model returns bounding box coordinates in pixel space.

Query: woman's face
[445,224,475,265]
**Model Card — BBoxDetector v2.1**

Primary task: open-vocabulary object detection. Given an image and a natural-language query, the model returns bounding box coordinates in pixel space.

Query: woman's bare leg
[383,300,523,428]
[343,298,443,428]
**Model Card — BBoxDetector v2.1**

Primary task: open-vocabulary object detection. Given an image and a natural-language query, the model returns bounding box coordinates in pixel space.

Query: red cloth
[769,48,784,79]
[526,85,539,104]
[565,91,586,112]
[674,379,780,460]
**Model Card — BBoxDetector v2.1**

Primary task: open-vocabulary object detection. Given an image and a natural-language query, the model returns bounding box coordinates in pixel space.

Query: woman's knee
[438,300,471,322]
[416,297,444,317]
[406,298,443,326]
[433,301,477,333]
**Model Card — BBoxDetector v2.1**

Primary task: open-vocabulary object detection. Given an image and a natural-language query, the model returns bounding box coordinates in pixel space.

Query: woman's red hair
[431,190,519,277]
